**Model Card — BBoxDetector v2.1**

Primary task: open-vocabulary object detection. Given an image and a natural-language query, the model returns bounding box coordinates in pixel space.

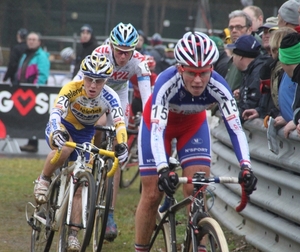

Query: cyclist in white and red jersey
[128,55,157,128]
[134,31,258,252]
[74,22,151,125]
[75,22,152,241]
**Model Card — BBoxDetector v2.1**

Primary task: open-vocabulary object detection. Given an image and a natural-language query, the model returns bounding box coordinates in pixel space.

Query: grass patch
[0,157,256,251]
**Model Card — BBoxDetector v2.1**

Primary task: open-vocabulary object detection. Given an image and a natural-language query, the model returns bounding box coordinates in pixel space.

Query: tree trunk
[142,0,151,36]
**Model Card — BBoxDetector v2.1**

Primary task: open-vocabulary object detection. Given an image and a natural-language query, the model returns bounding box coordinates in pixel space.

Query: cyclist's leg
[64,126,95,249]
[103,88,129,240]
[135,119,164,251]
[93,113,107,147]
[174,111,211,198]
[173,111,211,250]
[34,123,73,204]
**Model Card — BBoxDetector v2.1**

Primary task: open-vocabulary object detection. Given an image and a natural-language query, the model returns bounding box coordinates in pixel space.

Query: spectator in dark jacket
[155,42,176,74]
[148,33,165,69]
[3,28,28,85]
[209,36,230,78]
[72,24,98,78]
[227,34,270,123]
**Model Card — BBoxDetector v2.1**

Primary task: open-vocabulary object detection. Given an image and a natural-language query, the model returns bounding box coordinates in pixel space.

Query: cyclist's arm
[219,98,251,167]
[150,103,169,171]
[105,86,128,144]
[137,60,152,110]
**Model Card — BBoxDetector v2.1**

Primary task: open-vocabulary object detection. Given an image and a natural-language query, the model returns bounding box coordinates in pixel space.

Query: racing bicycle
[92,125,119,252]
[149,171,248,252]
[26,139,118,252]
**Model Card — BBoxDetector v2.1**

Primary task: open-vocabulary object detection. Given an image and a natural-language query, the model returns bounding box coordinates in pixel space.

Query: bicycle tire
[93,158,114,252]
[150,209,172,252]
[120,134,139,188]
[188,217,228,252]
[30,204,55,252]
[30,171,61,252]
[57,171,96,252]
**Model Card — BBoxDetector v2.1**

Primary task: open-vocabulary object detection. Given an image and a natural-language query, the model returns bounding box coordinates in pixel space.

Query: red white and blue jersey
[141,66,250,172]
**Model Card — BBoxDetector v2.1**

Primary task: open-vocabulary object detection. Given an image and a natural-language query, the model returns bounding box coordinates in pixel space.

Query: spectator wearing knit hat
[155,42,176,74]
[278,0,300,28]
[227,35,270,122]
[148,33,165,66]
[279,33,300,135]
[72,24,99,78]
[136,29,150,55]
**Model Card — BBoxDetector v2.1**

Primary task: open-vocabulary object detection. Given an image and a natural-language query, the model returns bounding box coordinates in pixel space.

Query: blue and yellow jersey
[50,80,127,144]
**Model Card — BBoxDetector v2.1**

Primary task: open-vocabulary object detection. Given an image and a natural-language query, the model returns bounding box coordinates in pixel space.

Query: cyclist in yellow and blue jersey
[33,54,128,251]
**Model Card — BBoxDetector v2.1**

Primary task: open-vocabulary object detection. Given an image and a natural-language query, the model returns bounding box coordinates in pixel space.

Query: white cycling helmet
[60,47,74,61]
[80,54,113,78]
[174,31,219,67]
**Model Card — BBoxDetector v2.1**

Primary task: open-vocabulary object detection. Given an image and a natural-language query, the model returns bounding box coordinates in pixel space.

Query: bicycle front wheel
[93,158,114,252]
[30,203,55,252]
[57,171,96,252]
[30,173,61,252]
[149,209,172,252]
[192,217,228,252]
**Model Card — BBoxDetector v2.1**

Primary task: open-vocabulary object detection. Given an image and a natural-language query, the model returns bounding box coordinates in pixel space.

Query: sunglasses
[180,66,212,78]
[113,46,134,56]
[84,76,105,85]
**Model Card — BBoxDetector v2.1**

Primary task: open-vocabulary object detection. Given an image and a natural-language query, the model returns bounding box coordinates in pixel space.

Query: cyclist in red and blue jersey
[134,31,258,252]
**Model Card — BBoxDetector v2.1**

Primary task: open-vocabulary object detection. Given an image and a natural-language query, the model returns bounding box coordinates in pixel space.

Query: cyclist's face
[83,76,106,98]
[112,45,134,66]
[177,65,212,97]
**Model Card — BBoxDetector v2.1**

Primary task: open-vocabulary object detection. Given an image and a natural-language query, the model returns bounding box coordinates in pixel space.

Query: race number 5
[151,104,168,125]
[221,99,239,120]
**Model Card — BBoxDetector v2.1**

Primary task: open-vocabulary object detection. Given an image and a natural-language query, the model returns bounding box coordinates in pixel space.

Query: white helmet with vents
[174,31,219,67]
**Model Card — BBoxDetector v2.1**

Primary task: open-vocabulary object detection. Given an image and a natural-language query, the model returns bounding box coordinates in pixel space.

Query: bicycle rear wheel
[191,217,228,252]
[57,171,96,252]
[120,134,139,188]
[93,158,114,252]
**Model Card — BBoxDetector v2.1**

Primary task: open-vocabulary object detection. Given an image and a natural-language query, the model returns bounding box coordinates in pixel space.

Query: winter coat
[17,47,50,85]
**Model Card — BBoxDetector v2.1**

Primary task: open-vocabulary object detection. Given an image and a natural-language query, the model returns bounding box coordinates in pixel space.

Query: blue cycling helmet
[110,22,139,49]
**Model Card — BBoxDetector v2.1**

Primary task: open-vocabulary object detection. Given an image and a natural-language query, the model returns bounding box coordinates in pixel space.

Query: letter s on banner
[35,93,49,114]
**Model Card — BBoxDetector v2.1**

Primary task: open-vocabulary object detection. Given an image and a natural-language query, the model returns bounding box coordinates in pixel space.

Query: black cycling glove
[115,143,128,163]
[158,167,179,197]
[239,165,257,195]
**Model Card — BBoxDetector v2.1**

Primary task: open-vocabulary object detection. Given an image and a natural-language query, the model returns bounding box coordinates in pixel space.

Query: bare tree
[158,0,168,35]
[142,0,151,36]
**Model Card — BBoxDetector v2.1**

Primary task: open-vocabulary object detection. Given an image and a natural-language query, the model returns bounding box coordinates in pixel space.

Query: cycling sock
[198,245,207,252]
[68,229,78,237]
[134,243,149,252]
[40,173,51,182]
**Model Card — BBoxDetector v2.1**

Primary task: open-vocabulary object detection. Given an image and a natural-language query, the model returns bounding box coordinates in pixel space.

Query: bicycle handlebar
[159,176,248,213]
[50,142,119,177]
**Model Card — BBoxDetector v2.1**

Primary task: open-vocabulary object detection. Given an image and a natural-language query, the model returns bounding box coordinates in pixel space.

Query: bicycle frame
[149,172,248,252]
[26,139,119,252]
[29,150,90,232]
